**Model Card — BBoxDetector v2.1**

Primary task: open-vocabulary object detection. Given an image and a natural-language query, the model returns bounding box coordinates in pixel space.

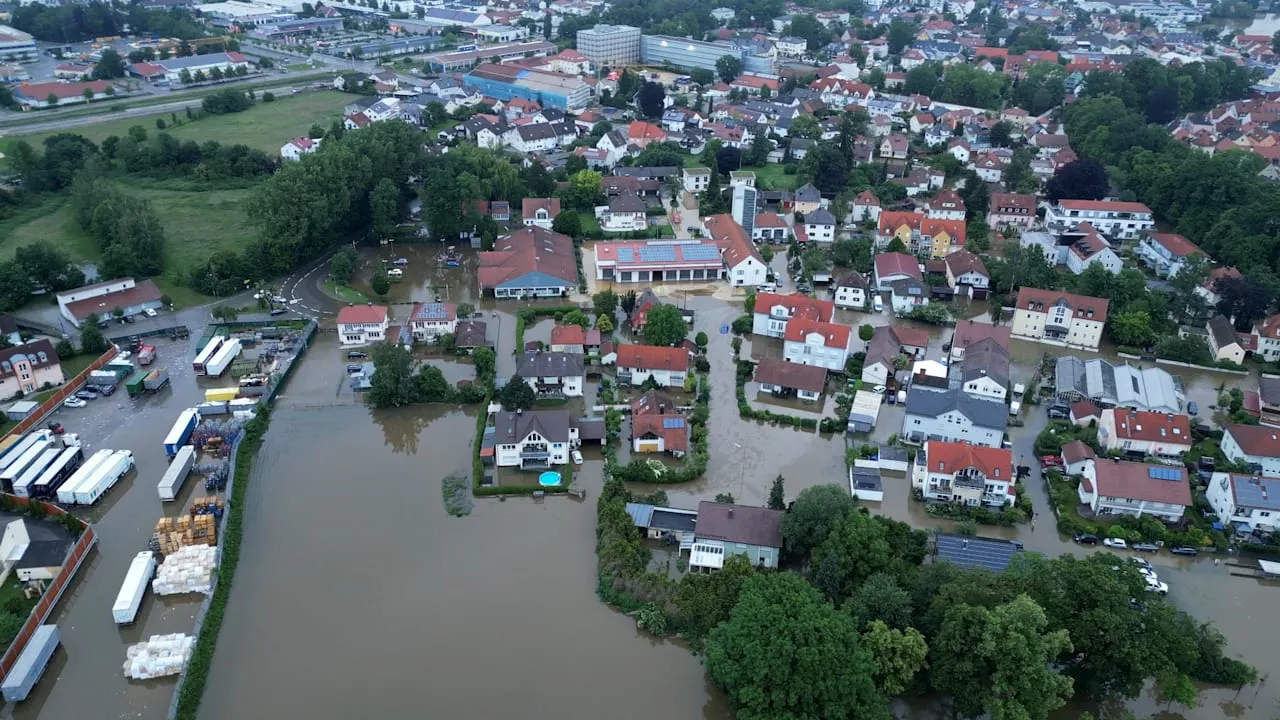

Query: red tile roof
[752,292,834,323]
[704,214,762,268]
[1091,460,1192,507]
[922,218,967,247]
[616,343,689,371]
[336,304,389,325]
[1056,199,1152,214]
[952,321,1009,352]
[18,80,112,100]
[1107,409,1192,444]
[874,252,922,281]
[631,412,689,452]
[1062,439,1096,464]
[783,317,851,350]
[1015,287,1109,324]
[879,211,924,235]
[521,197,561,218]
[550,324,586,346]
[64,279,163,320]
[1146,232,1201,258]
[1225,424,1280,457]
[925,441,1013,481]
[477,227,578,290]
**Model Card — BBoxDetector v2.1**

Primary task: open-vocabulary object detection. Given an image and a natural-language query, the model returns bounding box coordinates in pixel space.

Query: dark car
[1074,533,1099,545]
[346,364,364,374]
[1170,546,1199,556]
[1133,542,1160,552]
[96,383,116,396]
[347,351,368,360]
[1047,403,1071,420]
[75,389,98,400]
[270,308,288,316]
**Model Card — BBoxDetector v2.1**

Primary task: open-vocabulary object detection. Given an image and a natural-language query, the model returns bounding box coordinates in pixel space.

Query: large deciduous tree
[715,54,742,84]
[810,508,893,602]
[641,303,687,346]
[779,484,858,561]
[636,81,666,119]
[499,375,537,410]
[861,620,928,696]
[705,573,890,720]
[367,344,417,408]
[1046,158,1109,202]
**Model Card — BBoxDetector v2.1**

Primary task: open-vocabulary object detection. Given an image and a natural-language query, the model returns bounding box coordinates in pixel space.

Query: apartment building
[1011,287,1109,351]
[576,24,641,66]
[1044,199,1154,240]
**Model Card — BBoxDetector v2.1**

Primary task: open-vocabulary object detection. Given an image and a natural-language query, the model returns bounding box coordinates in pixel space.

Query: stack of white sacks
[152,545,217,595]
[123,634,195,679]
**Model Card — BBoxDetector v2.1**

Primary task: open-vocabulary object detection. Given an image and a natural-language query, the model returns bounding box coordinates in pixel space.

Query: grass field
[1,91,351,157]
[752,163,800,191]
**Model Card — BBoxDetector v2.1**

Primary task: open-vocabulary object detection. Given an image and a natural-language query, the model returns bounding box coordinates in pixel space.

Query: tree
[330,246,359,284]
[1109,310,1155,347]
[759,245,774,263]
[1046,159,1109,202]
[989,120,1013,147]
[788,115,822,140]
[932,596,1073,720]
[810,508,892,602]
[596,315,613,333]
[673,554,755,637]
[15,241,82,292]
[45,93,58,107]
[367,344,417,408]
[641,304,687,346]
[767,475,785,510]
[715,54,743,84]
[369,178,399,241]
[832,238,872,272]
[499,375,537,410]
[179,68,192,84]
[858,324,875,345]
[848,572,914,630]
[779,484,858,561]
[620,290,638,316]
[593,289,618,319]
[78,315,108,355]
[862,621,928,696]
[562,169,603,210]
[636,81,665,119]
[705,573,889,720]
[714,492,735,504]
[551,210,581,238]
[1156,672,1199,712]
[370,272,391,300]
[787,13,832,51]
[1216,274,1274,331]
[414,364,453,402]
[887,19,916,55]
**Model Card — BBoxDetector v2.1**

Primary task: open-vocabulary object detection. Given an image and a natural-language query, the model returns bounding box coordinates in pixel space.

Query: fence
[0,499,96,680]
[106,325,190,343]
[3,347,118,440]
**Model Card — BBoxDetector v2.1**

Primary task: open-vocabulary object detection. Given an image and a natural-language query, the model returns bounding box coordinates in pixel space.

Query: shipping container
[105,358,135,377]
[0,431,52,478]
[89,370,121,387]
[0,624,60,702]
[125,370,149,398]
[203,338,241,377]
[138,345,157,365]
[192,337,224,375]
[194,401,229,416]
[0,437,55,490]
[163,409,200,458]
[72,449,133,505]
[204,388,239,402]
[157,445,195,502]
[10,447,62,498]
[112,552,156,625]
[56,449,114,505]
[144,369,170,392]
[29,446,83,499]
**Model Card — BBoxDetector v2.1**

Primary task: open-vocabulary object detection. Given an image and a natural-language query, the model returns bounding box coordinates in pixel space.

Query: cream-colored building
[1011,287,1108,351]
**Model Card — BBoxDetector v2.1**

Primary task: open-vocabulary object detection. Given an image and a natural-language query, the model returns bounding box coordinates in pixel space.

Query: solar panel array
[680,244,722,262]
[638,245,678,263]
[1148,466,1181,481]
[662,417,686,429]
[615,247,635,263]
[935,534,1021,573]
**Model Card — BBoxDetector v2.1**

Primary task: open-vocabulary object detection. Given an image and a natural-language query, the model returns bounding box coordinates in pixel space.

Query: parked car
[1047,403,1070,420]
[571,450,583,465]
[74,389,97,401]
[1128,557,1154,571]
[46,421,64,435]
[97,384,116,396]
[270,308,288,316]
[347,351,368,360]
[1103,537,1128,549]
[1133,542,1160,553]
[63,397,88,409]
[1040,455,1063,468]
[1144,577,1169,594]
[346,364,364,374]
[1187,401,1199,415]
[871,385,887,395]
[143,307,158,318]
[1073,533,1098,545]
[1170,546,1199,556]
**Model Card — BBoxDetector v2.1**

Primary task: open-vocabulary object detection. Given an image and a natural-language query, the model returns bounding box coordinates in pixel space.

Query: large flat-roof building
[464,63,592,111]
[641,35,744,72]
[594,240,726,284]
[0,25,37,64]
[577,24,641,66]
[424,40,556,72]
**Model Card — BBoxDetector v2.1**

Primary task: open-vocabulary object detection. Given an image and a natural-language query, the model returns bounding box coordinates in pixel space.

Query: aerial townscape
[5,0,1280,718]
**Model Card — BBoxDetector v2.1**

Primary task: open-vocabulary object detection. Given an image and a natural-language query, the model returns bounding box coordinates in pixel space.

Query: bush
[54,339,76,360]
[261,92,275,102]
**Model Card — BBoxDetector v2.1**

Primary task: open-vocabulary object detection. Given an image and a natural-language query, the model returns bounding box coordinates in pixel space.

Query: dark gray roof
[834,271,866,289]
[1208,314,1239,350]
[516,351,584,378]
[15,539,70,570]
[1260,375,1280,406]
[1230,474,1280,512]
[577,417,604,440]
[0,314,16,336]
[806,208,836,226]
[794,183,821,202]
[494,409,572,444]
[517,123,557,141]
[651,508,697,533]
[935,534,1021,572]
[850,467,882,493]
[609,191,646,213]
[953,337,1009,387]
[904,387,1008,430]
[613,166,678,179]
[695,501,784,548]
[454,320,488,348]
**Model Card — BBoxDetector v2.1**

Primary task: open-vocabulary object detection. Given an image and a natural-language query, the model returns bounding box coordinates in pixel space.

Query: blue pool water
[538,471,561,487]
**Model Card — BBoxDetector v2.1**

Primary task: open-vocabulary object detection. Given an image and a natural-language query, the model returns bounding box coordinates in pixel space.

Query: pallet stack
[191,496,225,518]
[151,514,218,555]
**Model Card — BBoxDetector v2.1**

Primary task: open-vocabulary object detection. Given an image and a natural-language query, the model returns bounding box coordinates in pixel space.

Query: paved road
[280,254,341,318]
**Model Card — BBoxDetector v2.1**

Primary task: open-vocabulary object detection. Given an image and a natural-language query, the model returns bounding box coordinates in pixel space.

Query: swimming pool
[538,471,561,487]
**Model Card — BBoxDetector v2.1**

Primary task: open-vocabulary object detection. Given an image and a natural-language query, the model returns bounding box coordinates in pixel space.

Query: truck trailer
[138,345,157,365]
[0,431,52,478]
[157,445,196,502]
[9,447,62,498]
[203,338,241,377]
[71,449,133,505]
[112,552,156,625]
[143,369,170,393]
[0,437,55,491]
[125,370,150,398]
[204,387,238,402]
[163,409,200,458]
[0,624,60,702]
[28,446,84,499]
[56,449,114,506]
[192,337,224,375]
[88,370,121,387]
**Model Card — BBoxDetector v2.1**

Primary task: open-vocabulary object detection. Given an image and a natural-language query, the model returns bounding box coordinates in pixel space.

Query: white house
[925,189,966,222]
[1136,232,1201,278]
[616,344,689,388]
[1011,287,1109,351]
[336,305,389,347]
[493,410,578,468]
[1062,225,1123,275]
[783,319,852,371]
[832,271,868,309]
[851,190,881,224]
[521,198,561,230]
[802,208,837,243]
[1222,424,1280,477]
[705,214,768,287]
[774,36,808,57]
[1044,199,1155,240]
[862,325,929,386]
[751,292,835,339]
[1097,409,1193,459]
[1076,458,1192,522]
[683,167,711,194]
[280,136,321,161]
[889,278,930,314]
[409,302,457,341]
[901,388,1007,448]
[911,441,1015,507]
[943,250,990,295]
[1206,472,1280,535]
[950,338,1009,401]
[598,192,647,232]
[515,351,584,396]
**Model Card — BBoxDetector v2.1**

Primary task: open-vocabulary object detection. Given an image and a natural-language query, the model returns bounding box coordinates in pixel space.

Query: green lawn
[60,353,98,379]
[1,91,351,157]
[577,211,601,237]
[751,163,799,191]
[323,279,369,304]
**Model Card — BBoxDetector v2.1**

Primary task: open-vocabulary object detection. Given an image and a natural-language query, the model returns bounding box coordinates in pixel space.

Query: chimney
[659,403,666,415]
[727,507,734,518]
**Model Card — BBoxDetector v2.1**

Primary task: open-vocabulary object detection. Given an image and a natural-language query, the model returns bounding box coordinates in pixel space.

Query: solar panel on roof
[1148,466,1180,481]
[615,247,634,263]
[638,245,678,263]
[662,417,686,429]
[935,535,1020,573]
[681,244,722,261]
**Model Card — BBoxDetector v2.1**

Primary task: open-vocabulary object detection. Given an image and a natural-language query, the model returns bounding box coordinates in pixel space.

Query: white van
[872,294,884,312]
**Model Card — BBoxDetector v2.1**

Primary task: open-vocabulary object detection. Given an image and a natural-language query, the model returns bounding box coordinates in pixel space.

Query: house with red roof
[1077,458,1192,521]
[754,357,827,401]
[1011,287,1109,351]
[873,252,922,289]
[750,292,835,339]
[852,190,881,224]
[1098,408,1193,460]
[987,192,1037,230]
[549,324,601,354]
[280,136,321,161]
[478,227,578,300]
[783,317,853,371]
[521,198,561,230]
[626,121,667,149]
[13,80,114,108]
[1137,232,1202,278]
[630,389,689,456]
[704,215,768,287]
[616,343,690,388]
[912,441,1015,507]
[337,305,390,347]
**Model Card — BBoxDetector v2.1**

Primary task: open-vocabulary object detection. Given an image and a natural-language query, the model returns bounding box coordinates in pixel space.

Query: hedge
[174,407,271,720]
[604,372,711,484]
[734,360,819,430]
